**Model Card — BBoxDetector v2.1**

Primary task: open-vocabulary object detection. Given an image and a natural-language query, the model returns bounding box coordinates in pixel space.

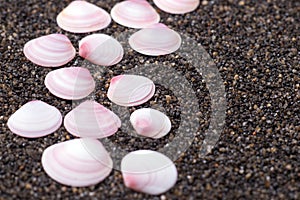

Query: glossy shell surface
[57,0,111,33]
[111,0,160,28]
[64,100,121,138]
[130,108,171,138]
[79,34,123,66]
[45,67,95,100]
[129,23,181,56]
[153,0,199,14]
[23,34,75,67]
[121,150,177,195]
[7,100,62,138]
[107,75,155,107]
[42,138,113,187]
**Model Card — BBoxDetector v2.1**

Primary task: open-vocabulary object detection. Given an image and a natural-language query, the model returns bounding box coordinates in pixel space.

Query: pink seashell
[64,100,121,138]
[130,108,171,138]
[56,0,111,33]
[45,67,95,100]
[129,23,181,56]
[121,150,177,195]
[42,138,113,187]
[111,0,160,28]
[107,75,155,107]
[7,100,62,138]
[79,34,124,66]
[23,34,76,67]
[153,0,199,14]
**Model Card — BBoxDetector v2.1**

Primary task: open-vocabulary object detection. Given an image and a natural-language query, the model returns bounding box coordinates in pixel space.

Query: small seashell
[57,0,111,33]
[64,100,121,138]
[45,67,95,100]
[121,150,177,195]
[23,34,76,67]
[129,23,181,56]
[7,100,62,138]
[130,108,171,138]
[42,138,113,187]
[107,75,155,107]
[111,0,160,28]
[153,0,200,14]
[79,34,124,66]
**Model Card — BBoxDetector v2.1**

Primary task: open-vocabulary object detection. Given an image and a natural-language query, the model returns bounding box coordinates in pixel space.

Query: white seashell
[130,108,171,138]
[23,34,76,67]
[7,100,62,138]
[45,67,95,100]
[153,0,199,14]
[42,138,113,187]
[57,0,111,33]
[64,100,121,138]
[129,23,181,56]
[107,75,155,107]
[121,150,177,195]
[79,34,124,66]
[111,0,160,28]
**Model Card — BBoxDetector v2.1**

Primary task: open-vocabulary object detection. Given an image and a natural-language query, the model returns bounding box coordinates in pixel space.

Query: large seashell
[23,34,76,67]
[79,34,124,66]
[64,100,121,138]
[42,138,113,187]
[111,0,160,28]
[107,75,155,107]
[7,100,62,138]
[45,67,95,100]
[129,23,181,56]
[130,108,171,138]
[121,150,177,195]
[153,0,200,14]
[57,0,111,33]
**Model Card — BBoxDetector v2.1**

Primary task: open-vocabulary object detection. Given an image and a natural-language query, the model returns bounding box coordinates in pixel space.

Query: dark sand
[0,0,299,199]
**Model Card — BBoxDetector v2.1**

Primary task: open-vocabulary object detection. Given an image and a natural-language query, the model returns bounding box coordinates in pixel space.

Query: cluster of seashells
[7,0,199,195]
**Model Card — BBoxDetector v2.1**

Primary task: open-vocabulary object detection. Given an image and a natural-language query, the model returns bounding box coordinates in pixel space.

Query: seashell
[130,108,171,138]
[107,75,155,107]
[45,67,95,100]
[23,34,76,67]
[7,100,62,138]
[121,150,177,195]
[79,34,124,66]
[57,0,111,33]
[111,0,160,28]
[64,100,121,138]
[42,138,113,187]
[153,0,200,14]
[129,23,181,56]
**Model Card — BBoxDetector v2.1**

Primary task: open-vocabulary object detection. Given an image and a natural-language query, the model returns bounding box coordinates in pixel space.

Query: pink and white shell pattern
[45,67,95,100]
[42,138,113,187]
[130,108,171,138]
[57,0,111,33]
[111,0,160,28]
[23,34,76,67]
[7,100,62,138]
[153,0,200,14]
[121,150,178,195]
[129,23,181,56]
[107,75,155,107]
[64,100,121,138]
[79,34,124,66]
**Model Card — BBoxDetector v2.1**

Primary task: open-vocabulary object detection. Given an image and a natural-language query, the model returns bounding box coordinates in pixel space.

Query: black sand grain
[0,0,299,199]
